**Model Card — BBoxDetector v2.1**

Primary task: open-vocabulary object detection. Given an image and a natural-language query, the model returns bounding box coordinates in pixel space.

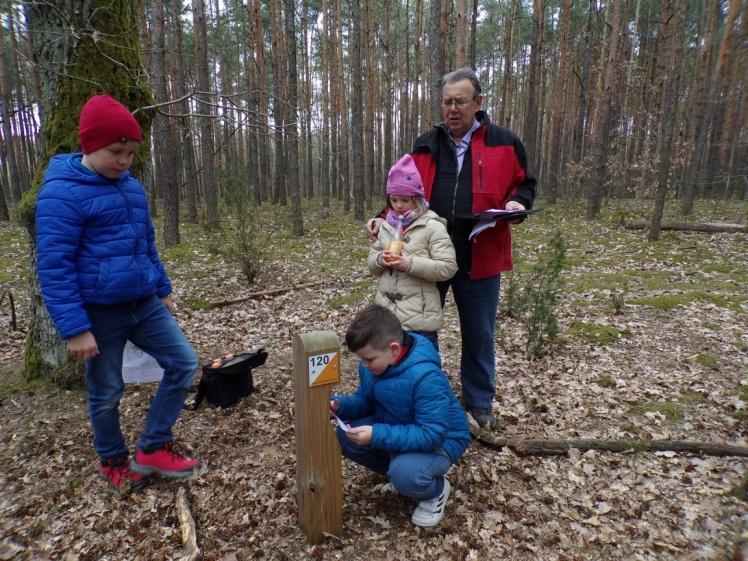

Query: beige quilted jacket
[368,210,457,332]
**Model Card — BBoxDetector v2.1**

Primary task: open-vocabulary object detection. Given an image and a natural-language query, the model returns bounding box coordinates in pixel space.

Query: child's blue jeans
[336,416,451,501]
[84,294,198,460]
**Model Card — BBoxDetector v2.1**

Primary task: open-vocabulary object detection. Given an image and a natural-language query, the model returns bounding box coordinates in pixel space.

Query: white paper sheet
[122,340,164,384]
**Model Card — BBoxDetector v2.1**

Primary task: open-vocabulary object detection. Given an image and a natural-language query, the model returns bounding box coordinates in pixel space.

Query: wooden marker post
[293,331,342,543]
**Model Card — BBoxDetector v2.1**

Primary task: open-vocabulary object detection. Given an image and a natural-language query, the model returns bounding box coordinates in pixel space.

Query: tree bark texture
[21,0,153,380]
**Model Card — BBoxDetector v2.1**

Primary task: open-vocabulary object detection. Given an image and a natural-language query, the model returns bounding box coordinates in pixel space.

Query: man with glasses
[367,68,536,429]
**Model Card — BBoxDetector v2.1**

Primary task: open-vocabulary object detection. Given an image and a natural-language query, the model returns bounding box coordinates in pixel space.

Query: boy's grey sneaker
[411,478,451,527]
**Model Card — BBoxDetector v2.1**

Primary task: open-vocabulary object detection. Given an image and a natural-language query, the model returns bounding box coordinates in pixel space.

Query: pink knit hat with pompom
[386,154,424,196]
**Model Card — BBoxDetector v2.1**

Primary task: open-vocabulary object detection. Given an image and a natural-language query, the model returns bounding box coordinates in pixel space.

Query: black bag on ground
[191,349,268,409]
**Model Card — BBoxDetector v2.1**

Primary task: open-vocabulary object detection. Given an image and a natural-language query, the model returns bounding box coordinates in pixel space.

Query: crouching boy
[331,305,471,527]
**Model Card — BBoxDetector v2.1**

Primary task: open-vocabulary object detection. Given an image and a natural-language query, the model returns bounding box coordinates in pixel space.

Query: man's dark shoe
[468,407,502,430]
[100,455,151,491]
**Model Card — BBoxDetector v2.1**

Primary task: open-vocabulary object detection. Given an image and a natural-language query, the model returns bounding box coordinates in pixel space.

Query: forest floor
[0,199,746,561]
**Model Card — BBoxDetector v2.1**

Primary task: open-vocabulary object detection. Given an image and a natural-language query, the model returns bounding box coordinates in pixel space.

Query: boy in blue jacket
[35,94,200,491]
[331,305,471,527]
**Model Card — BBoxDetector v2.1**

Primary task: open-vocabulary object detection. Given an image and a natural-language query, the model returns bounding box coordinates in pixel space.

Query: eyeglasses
[441,98,474,109]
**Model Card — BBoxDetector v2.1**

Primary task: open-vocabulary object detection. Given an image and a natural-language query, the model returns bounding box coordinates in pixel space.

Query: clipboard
[456,208,542,221]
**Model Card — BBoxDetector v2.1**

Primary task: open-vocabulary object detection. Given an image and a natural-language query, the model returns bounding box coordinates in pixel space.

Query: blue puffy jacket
[336,334,471,463]
[35,153,172,340]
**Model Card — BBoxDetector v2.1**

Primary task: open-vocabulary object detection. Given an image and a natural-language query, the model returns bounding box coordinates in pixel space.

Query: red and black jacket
[410,111,536,280]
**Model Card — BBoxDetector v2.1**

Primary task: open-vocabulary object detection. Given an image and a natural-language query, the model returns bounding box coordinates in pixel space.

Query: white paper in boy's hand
[331,412,351,432]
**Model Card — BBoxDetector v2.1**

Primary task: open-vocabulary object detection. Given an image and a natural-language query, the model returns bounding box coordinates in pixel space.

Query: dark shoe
[100,455,151,491]
[468,407,502,430]
[131,442,199,478]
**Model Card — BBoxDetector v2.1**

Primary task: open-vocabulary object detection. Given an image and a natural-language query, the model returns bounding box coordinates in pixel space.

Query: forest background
[0,0,746,560]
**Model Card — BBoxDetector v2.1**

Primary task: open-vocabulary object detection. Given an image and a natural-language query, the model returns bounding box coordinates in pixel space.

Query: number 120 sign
[308,351,340,387]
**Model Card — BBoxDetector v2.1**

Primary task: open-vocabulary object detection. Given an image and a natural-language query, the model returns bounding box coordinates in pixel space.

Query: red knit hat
[78,94,142,154]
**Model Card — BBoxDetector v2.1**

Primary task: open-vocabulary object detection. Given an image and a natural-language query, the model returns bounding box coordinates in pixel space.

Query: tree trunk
[680,2,720,215]
[251,0,270,203]
[455,0,467,68]
[648,1,686,241]
[172,0,198,222]
[0,20,23,210]
[151,0,179,246]
[350,0,365,221]
[428,0,449,125]
[334,0,350,210]
[191,0,218,227]
[468,0,478,70]
[21,0,154,381]
[320,0,331,209]
[499,0,517,128]
[397,0,410,154]
[284,0,303,236]
[706,0,740,196]
[269,0,287,206]
[523,0,545,173]
[585,0,625,219]
[572,0,594,165]
[382,0,393,179]
[301,0,315,200]
[545,0,571,204]
[410,0,423,139]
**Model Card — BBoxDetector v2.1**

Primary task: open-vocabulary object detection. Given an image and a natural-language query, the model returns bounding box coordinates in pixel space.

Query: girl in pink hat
[368,155,457,349]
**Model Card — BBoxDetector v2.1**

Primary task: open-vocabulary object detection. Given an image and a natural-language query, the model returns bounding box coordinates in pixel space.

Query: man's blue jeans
[84,295,198,460]
[336,416,451,501]
[438,268,501,410]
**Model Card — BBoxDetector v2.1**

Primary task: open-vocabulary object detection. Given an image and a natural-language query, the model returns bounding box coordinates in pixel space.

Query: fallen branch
[0,290,17,330]
[206,274,369,309]
[625,220,747,234]
[472,428,748,457]
[176,487,200,561]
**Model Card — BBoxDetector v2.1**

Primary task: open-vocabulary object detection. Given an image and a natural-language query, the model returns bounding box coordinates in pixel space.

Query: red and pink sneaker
[100,455,151,491]
[131,443,199,478]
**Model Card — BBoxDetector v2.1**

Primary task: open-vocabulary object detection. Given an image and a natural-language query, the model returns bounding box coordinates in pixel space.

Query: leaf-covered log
[472,428,748,458]
[625,220,748,234]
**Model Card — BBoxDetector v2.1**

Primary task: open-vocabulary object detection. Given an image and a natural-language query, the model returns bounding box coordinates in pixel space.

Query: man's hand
[505,200,526,224]
[346,425,372,446]
[365,218,384,241]
[329,399,340,413]
[160,295,176,315]
[67,331,99,360]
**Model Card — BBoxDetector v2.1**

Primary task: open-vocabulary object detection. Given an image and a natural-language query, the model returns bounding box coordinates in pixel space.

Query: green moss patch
[326,280,375,310]
[566,321,632,345]
[630,291,736,310]
[627,401,685,423]
[690,353,720,369]
[185,297,215,311]
[595,375,617,389]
